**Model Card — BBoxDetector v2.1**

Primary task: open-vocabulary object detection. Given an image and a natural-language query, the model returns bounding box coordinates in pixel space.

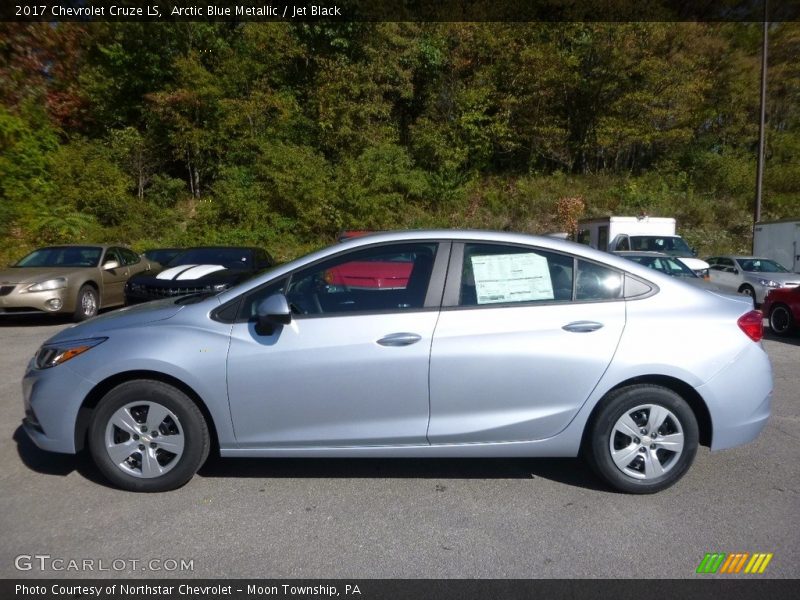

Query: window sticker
[470,253,554,304]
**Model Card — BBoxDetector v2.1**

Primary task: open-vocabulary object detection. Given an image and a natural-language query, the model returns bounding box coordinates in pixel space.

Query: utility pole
[754,0,769,250]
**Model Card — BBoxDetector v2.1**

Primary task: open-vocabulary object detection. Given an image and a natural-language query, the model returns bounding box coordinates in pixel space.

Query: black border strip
[3,0,800,23]
[3,579,799,600]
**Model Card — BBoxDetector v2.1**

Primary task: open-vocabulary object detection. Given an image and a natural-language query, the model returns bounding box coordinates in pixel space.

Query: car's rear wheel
[769,304,794,336]
[73,284,98,321]
[585,384,699,494]
[88,380,210,492]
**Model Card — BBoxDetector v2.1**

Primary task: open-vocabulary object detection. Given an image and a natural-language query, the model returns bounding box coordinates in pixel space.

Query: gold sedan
[0,245,155,321]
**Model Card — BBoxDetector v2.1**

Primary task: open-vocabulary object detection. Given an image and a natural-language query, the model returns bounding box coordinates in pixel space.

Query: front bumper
[22,359,95,454]
[0,285,74,315]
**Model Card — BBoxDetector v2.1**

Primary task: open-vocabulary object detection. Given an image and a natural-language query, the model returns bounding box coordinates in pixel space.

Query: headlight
[757,278,780,288]
[23,278,67,293]
[35,338,107,369]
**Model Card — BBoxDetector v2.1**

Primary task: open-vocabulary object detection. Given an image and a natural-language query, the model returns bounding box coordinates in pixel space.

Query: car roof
[613,251,673,257]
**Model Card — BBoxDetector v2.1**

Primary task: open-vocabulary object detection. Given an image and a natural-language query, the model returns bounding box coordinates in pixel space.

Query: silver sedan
[22,231,772,493]
[706,255,800,304]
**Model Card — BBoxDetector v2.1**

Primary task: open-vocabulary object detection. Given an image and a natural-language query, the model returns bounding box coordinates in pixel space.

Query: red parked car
[762,286,800,336]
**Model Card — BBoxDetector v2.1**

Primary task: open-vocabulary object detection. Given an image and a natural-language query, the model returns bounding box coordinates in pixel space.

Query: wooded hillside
[1,22,798,262]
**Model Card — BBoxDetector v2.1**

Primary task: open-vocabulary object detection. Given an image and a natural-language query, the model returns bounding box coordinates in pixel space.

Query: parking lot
[0,316,797,579]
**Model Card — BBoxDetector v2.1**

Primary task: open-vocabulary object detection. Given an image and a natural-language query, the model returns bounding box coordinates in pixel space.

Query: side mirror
[103,260,120,270]
[255,293,291,335]
[691,248,698,256]
[733,268,739,275]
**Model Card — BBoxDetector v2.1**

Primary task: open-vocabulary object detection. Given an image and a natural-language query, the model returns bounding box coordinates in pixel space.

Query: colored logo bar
[696,552,773,574]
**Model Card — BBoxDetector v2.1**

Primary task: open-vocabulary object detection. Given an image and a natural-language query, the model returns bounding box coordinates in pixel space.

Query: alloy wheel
[104,401,185,478]
[609,404,685,480]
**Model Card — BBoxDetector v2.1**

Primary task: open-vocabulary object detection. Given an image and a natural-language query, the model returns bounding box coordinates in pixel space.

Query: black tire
[88,380,210,492]
[769,304,795,337]
[584,384,699,494]
[73,284,99,321]
[739,284,756,301]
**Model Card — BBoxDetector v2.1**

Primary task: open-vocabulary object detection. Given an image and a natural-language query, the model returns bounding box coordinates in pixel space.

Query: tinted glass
[576,260,624,301]
[14,247,102,268]
[459,244,574,306]
[628,255,697,278]
[172,248,254,269]
[120,248,140,266]
[738,259,789,273]
[284,243,437,315]
[145,249,184,265]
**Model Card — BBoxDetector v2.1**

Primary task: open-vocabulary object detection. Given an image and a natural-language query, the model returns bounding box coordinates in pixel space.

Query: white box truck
[577,215,710,276]
[753,219,800,272]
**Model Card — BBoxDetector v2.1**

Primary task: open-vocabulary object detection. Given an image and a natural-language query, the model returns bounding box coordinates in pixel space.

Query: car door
[708,257,739,292]
[428,242,627,443]
[99,248,130,307]
[225,241,448,448]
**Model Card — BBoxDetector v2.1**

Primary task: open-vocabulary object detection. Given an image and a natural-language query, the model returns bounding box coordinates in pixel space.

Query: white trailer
[576,215,709,275]
[753,219,800,272]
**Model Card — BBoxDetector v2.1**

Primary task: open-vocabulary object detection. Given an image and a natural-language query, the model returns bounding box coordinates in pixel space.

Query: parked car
[143,248,184,269]
[762,286,800,336]
[613,251,720,291]
[706,256,800,304]
[22,231,771,494]
[125,246,274,304]
[0,245,154,321]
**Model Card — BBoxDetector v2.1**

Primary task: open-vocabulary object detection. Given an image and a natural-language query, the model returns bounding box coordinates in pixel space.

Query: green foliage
[1,22,799,262]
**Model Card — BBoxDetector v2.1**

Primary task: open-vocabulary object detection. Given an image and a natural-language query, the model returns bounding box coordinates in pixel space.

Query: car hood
[155,264,231,281]
[45,298,187,344]
[745,272,800,284]
[675,257,710,271]
[0,266,90,285]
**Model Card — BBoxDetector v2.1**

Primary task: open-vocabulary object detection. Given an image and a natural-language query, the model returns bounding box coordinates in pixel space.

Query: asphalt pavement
[0,315,798,579]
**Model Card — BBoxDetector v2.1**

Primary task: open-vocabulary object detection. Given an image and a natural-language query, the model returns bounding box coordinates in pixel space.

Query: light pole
[754,0,769,248]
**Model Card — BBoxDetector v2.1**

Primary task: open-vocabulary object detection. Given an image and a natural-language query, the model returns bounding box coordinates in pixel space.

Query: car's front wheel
[88,380,210,492]
[769,304,795,336]
[73,284,98,321]
[585,385,699,494]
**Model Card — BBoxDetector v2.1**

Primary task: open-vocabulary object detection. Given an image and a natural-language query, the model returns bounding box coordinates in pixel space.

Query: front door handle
[562,321,604,333]
[377,332,422,347]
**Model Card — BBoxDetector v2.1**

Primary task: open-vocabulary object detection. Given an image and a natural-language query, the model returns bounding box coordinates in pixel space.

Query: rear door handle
[562,321,604,333]
[377,332,422,346]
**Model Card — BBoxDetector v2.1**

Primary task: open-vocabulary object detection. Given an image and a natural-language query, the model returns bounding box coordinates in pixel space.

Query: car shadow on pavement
[0,314,73,327]
[12,426,109,486]
[198,455,611,492]
[763,329,800,346]
[14,426,610,492]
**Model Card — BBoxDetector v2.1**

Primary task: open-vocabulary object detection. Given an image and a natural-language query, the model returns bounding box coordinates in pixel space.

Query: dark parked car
[125,246,274,303]
[762,286,800,336]
[613,252,720,291]
[143,248,184,269]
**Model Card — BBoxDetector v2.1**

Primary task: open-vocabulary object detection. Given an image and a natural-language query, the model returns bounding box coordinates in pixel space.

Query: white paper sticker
[470,253,554,304]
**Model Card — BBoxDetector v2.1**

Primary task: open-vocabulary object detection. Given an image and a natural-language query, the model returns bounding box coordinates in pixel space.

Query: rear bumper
[696,341,773,451]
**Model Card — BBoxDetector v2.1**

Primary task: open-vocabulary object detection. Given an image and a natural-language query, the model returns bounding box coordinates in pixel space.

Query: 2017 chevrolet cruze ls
[22,231,772,493]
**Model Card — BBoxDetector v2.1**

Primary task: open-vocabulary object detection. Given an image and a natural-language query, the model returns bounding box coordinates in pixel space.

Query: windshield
[628,255,697,278]
[168,248,254,269]
[738,258,789,273]
[14,247,102,268]
[629,236,693,256]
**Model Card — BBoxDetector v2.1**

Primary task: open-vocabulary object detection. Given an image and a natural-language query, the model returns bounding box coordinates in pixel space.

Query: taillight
[737,310,763,342]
